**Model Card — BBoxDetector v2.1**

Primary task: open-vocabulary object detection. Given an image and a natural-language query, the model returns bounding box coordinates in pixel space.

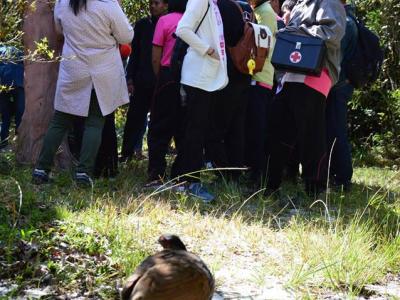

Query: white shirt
[175,0,228,92]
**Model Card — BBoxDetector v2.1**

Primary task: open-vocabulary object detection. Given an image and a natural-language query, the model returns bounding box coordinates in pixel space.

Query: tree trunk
[16,0,71,168]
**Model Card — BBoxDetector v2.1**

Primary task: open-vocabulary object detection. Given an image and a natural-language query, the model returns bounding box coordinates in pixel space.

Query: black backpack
[345,15,384,88]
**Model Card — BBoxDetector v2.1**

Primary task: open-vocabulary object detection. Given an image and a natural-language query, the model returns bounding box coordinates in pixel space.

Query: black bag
[271,32,326,76]
[170,4,210,82]
[344,15,384,88]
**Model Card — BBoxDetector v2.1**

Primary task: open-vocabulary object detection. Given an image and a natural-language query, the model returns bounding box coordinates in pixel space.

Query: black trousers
[177,85,213,182]
[205,80,248,178]
[121,85,154,159]
[94,113,118,178]
[245,85,274,182]
[266,82,327,192]
[147,68,184,181]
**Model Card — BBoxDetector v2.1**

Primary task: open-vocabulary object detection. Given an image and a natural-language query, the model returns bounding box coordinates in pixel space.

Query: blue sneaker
[187,182,215,203]
[32,169,50,184]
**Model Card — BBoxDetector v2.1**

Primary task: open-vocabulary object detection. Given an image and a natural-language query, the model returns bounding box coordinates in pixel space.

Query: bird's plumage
[121,235,214,300]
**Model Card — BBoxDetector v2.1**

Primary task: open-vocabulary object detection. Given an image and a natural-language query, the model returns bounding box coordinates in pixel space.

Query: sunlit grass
[0,150,399,298]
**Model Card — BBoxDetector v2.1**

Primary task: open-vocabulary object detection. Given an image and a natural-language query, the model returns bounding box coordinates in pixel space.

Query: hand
[206,47,220,60]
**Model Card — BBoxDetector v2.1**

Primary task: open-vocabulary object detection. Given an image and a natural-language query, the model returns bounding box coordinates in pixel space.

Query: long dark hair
[168,0,187,13]
[69,0,87,15]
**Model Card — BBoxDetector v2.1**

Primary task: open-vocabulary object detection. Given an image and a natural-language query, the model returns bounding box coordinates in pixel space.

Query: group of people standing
[32,0,357,204]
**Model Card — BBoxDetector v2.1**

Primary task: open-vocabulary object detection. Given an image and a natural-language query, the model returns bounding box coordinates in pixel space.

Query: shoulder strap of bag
[195,4,210,33]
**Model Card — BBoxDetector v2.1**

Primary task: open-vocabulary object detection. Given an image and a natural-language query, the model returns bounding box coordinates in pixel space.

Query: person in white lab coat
[32,0,133,185]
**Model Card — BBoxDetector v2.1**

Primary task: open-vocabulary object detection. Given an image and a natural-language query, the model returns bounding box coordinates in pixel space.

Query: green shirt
[253,2,277,86]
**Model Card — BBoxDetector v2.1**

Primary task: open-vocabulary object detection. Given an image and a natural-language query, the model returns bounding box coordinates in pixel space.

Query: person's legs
[77,92,105,174]
[245,86,274,183]
[14,87,25,132]
[170,94,187,180]
[205,83,236,170]
[326,83,353,187]
[178,86,213,182]
[147,69,180,182]
[206,81,248,179]
[121,86,154,159]
[0,91,12,145]
[292,85,327,195]
[94,113,118,178]
[133,116,148,157]
[266,84,297,191]
[36,111,75,171]
[225,83,249,178]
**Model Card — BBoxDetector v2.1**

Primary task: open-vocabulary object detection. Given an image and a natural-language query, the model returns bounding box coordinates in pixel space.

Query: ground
[0,151,399,299]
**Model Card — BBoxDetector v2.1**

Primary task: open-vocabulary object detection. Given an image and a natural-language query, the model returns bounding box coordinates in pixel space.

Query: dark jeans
[121,85,154,159]
[326,82,354,185]
[0,87,25,143]
[37,91,105,174]
[205,80,249,178]
[245,85,274,182]
[147,67,184,181]
[70,113,118,178]
[177,85,213,182]
[267,83,327,193]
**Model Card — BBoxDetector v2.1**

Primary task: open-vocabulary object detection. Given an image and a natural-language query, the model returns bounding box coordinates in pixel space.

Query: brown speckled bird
[121,234,214,300]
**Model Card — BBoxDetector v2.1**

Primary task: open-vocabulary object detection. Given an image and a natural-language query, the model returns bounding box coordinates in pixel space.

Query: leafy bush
[122,0,148,23]
[350,0,400,165]
[0,0,26,48]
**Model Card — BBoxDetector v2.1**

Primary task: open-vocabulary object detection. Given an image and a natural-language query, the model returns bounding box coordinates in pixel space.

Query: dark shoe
[32,169,50,184]
[75,172,93,187]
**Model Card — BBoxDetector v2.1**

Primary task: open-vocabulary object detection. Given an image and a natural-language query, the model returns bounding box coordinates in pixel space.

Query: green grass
[0,151,399,299]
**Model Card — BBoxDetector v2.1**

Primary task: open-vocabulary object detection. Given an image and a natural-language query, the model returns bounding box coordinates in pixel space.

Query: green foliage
[349,87,400,165]
[354,0,400,90]
[122,0,149,23]
[0,0,26,47]
[350,0,400,164]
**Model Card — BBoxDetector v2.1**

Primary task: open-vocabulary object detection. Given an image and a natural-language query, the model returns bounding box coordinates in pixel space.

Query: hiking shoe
[32,169,50,184]
[187,182,215,203]
[143,179,164,189]
[75,172,93,187]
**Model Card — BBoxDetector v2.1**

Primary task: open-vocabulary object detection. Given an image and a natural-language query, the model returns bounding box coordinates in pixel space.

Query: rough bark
[16,0,71,168]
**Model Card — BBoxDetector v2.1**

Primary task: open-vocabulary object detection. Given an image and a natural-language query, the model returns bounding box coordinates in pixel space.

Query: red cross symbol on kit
[290,51,302,64]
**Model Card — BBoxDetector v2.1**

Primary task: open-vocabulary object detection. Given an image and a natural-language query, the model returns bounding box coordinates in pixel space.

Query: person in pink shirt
[144,0,187,188]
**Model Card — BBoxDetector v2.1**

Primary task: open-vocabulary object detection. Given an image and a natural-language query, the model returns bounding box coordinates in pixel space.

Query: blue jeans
[326,82,354,185]
[0,87,25,143]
